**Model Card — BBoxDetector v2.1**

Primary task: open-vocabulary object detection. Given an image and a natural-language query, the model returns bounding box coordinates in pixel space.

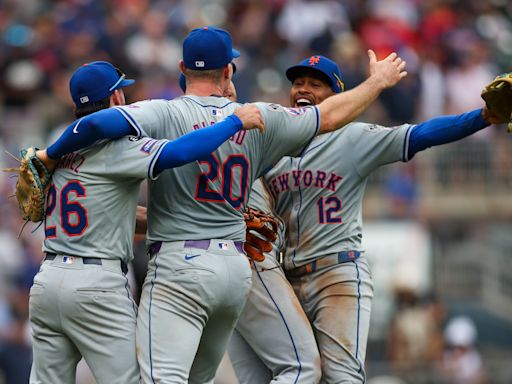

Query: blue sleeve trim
[402,125,414,162]
[148,140,169,179]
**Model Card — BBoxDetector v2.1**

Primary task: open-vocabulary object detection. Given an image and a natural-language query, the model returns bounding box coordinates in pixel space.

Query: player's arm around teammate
[31,49,406,161]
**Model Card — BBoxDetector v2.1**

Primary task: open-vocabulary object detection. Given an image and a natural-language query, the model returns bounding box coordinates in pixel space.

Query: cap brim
[232,48,240,58]
[119,79,135,88]
[286,65,333,87]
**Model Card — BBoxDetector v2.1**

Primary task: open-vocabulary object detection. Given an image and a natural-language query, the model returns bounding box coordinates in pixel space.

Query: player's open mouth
[295,97,313,107]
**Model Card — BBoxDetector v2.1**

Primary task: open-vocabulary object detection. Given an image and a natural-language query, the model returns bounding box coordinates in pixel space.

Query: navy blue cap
[183,26,240,70]
[286,55,344,93]
[69,61,135,106]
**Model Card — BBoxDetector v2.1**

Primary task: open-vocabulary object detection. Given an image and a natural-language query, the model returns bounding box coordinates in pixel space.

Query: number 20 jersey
[115,96,318,243]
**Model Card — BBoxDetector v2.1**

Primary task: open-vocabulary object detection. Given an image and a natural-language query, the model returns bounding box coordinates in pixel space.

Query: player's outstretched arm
[317,50,407,134]
[153,105,263,174]
[407,108,490,159]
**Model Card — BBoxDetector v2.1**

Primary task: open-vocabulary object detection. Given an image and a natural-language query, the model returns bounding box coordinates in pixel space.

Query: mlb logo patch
[218,243,229,250]
[212,109,223,117]
[195,61,205,68]
[63,256,75,264]
[140,139,157,154]
[80,96,89,104]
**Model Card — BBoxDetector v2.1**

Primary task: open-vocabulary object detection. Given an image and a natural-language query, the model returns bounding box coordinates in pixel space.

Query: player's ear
[179,60,186,73]
[110,89,125,107]
[224,64,233,80]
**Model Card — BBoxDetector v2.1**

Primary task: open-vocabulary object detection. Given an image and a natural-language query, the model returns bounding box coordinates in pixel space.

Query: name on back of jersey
[192,120,246,145]
[57,152,85,173]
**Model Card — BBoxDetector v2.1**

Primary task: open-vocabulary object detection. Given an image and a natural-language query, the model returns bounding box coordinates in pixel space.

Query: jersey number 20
[195,153,249,210]
[45,181,88,238]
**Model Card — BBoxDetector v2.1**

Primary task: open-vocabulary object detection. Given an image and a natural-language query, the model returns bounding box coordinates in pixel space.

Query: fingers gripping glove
[481,72,512,132]
[243,208,279,262]
[5,147,52,222]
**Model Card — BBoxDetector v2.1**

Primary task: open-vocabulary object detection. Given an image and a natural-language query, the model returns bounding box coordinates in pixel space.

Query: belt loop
[148,241,162,258]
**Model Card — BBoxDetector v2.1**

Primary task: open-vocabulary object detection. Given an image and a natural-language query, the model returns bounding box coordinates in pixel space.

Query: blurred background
[0,0,512,383]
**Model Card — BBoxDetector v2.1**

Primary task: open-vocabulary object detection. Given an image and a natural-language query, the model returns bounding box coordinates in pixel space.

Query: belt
[44,253,128,275]
[285,250,361,278]
[148,240,244,257]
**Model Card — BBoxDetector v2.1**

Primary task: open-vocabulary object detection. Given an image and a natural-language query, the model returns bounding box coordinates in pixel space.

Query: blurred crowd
[1,0,512,383]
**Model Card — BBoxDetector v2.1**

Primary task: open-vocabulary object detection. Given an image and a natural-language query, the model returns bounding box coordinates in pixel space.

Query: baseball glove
[481,72,512,132]
[243,207,279,262]
[4,147,52,222]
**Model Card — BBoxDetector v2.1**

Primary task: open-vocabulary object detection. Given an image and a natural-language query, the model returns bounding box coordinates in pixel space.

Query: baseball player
[231,55,504,383]
[180,76,323,383]
[38,27,407,383]
[29,61,263,384]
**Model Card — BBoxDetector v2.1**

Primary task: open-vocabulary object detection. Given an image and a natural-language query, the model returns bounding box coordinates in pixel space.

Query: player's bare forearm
[135,205,147,234]
[35,149,58,171]
[234,104,265,133]
[318,50,407,134]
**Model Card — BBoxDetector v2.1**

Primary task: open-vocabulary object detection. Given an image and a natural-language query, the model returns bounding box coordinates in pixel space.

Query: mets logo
[308,55,321,66]
[140,139,157,154]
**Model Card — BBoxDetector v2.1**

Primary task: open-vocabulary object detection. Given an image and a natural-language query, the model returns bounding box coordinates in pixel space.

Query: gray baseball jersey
[31,136,167,384]
[265,122,412,269]
[260,121,412,382]
[43,136,168,263]
[116,97,320,383]
[116,98,319,242]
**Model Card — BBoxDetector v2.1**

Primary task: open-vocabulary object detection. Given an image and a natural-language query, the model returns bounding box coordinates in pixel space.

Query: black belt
[45,253,128,274]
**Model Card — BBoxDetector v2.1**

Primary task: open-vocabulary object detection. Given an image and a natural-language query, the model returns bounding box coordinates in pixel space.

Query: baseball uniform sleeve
[100,137,169,180]
[255,103,319,165]
[346,122,413,178]
[115,99,174,138]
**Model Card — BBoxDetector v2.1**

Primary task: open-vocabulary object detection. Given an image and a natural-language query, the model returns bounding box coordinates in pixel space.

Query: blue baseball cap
[69,61,135,106]
[286,55,344,93]
[183,26,240,70]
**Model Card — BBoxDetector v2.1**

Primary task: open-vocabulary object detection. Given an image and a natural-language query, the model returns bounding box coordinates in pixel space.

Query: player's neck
[185,81,224,98]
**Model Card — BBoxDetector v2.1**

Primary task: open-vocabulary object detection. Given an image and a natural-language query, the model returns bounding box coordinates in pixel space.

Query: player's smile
[290,75,335,107]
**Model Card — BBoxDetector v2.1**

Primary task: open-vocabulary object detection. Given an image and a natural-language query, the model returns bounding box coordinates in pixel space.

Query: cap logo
[80,96,89,103]
[195,61,205,68]
[308,55,321,66]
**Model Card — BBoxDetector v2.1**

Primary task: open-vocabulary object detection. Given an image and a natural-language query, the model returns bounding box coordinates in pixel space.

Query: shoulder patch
[267,103,281,111]
[128,136,142,142]
[284,107,307,116]
[140,139,158,154]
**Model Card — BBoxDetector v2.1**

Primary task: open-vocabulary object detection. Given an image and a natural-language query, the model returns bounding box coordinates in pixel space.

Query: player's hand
[35,149,58,171]
[234,104,265,133]
[368,49,407,90]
